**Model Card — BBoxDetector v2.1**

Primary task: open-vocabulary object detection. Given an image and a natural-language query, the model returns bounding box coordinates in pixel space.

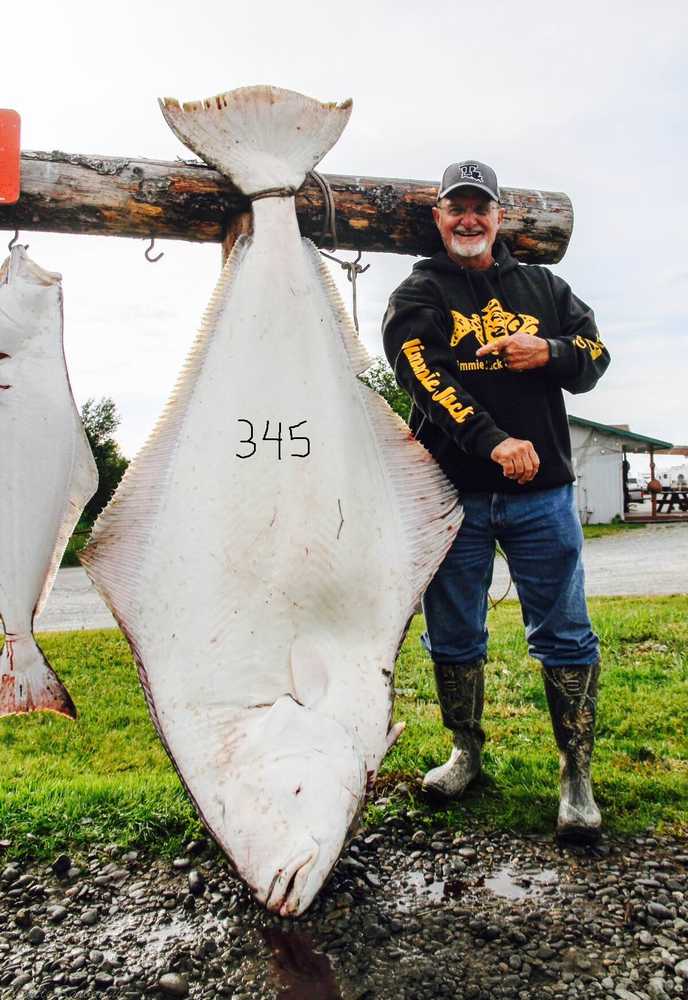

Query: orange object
[0,110,20,205]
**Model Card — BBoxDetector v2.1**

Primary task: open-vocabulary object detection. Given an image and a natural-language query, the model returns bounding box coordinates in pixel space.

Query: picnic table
[656,489,688,513]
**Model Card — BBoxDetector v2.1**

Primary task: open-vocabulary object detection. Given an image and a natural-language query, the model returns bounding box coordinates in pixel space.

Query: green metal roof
[568,415,673,451]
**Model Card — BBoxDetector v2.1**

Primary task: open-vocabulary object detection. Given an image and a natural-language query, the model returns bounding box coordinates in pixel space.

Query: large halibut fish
[0,247,98,717]
[82,86,461,915]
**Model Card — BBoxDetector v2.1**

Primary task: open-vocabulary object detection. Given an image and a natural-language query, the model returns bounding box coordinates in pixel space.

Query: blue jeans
[421,484,599,669]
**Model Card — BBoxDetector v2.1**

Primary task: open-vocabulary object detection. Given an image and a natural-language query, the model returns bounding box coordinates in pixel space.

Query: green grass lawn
[60,520,92,568]
[581,521,646,540]
[1,596,686,859]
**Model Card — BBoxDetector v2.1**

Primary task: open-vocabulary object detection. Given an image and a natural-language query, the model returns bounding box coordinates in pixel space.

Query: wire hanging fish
[82,86,461,916]
[0,247,98,718]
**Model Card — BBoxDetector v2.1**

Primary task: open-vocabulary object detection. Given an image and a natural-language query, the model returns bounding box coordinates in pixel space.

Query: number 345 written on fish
[235,419,310,460]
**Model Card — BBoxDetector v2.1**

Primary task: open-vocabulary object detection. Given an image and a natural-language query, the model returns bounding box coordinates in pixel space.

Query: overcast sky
[4,0,687,472]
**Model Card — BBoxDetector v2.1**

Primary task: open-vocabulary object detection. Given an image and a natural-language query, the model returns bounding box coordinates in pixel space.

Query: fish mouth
[265,845,320,917]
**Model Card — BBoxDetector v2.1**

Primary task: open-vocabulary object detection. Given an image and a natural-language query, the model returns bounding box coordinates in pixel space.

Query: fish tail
[159,85,352,196]
[0,633,76,719]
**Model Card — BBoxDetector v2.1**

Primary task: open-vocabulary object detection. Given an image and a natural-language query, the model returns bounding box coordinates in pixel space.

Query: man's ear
[497,205,506,227]
[432,205,441,229]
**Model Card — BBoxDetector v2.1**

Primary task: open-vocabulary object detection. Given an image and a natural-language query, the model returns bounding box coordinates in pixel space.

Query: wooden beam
[221,210,252,266]
[0,151,573,264]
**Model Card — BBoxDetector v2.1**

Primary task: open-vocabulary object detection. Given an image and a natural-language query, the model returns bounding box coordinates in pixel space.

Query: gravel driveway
[1,823,686,1000]
[15,525,686,1000]
[36,524,687,634]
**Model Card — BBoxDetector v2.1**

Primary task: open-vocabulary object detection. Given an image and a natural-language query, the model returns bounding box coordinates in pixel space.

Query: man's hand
[490,437,540,484]
[476,333,550,371]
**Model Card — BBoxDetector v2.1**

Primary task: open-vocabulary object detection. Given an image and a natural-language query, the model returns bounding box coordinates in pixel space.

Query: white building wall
[570,424,624,524]
[657,463,688,488]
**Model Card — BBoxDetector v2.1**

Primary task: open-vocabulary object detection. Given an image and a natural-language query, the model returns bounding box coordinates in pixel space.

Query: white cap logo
[459,164,484,182]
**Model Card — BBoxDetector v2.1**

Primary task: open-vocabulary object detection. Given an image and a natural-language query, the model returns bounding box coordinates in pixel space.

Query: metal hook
[144,238,164,263]
[8,231,26,251]
[345,251,370,283]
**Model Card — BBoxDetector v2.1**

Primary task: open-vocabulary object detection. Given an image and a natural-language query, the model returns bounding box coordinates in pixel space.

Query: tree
[360,357,411,423]
[81,397,129,522]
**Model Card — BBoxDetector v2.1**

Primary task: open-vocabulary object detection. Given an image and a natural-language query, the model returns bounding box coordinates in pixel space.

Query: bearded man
[382,161,610,842]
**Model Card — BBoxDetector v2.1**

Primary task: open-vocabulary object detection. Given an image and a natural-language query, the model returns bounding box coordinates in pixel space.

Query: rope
[318,248,370,333]
[307,170,370,332]
[488,544,513,610]
[250,186,298,201]
[307,171,338,250]
[247,173,371,332]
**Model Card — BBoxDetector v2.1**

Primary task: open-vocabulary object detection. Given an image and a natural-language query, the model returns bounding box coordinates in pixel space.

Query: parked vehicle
[626,477,643,503]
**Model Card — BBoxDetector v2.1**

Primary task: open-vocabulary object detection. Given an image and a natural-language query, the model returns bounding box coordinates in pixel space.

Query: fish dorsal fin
[159,86,352,196]
[303,241,374,376]
[305,235,462,611]
[289,637,331,708]
[302,240,460,619]
[81,236,251,632]
[357,382,463,617]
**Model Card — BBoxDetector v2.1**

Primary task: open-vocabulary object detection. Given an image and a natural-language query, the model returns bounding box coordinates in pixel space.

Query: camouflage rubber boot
[542,662,602,843]
[422,660,485,800]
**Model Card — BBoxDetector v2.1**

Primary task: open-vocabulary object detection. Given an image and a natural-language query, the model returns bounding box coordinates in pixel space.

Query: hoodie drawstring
[495,260,516,328]
[464,267,482,320]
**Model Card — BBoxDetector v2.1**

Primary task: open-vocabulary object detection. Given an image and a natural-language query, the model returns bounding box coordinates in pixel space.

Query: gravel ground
[1,813,686,1000]
[35,568,116,633]
[490,524,687,602]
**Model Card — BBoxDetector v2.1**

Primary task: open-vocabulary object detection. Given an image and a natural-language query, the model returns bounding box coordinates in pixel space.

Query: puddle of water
[145,920,189,950]
[105,909,205,960]
[396,871,469,910]
[396,866,559,909]
[484,867,558,900]
[261,927,342,1000]
[402,871,446,904]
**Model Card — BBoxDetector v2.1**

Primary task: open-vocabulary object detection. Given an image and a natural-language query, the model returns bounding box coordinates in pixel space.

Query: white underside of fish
[83,86,461,915]
[0,247,98,718]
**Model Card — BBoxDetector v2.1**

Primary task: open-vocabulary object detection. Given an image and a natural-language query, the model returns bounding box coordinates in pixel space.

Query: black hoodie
[382,240,610,494]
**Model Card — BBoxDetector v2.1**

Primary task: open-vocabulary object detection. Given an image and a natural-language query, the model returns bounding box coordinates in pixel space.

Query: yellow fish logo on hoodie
[450,297,540,348]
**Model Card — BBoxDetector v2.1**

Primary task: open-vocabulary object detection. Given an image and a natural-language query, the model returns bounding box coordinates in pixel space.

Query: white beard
[449,234,488,259]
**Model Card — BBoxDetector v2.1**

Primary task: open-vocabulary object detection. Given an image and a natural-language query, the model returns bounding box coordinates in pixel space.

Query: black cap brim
[437,181,500,202]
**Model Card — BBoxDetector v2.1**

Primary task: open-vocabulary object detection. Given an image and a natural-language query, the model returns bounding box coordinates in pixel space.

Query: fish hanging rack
[0,152,575,262]
[2,143,574,328]
[133,174,369,328]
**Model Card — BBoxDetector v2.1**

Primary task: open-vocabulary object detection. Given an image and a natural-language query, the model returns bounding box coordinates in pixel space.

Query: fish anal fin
[289,637,331,708]
[304,242,374,376]
[35,434,98,620]
[356,382,463,618]
[0,635,76,719]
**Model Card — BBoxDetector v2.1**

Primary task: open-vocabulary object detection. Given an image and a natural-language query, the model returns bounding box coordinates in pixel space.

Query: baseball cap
[437,161,500,202]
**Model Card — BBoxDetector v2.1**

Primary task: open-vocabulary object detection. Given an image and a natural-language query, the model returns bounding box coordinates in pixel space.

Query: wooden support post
[650,446,657,520]
[622,447,628,518]
[221,210,252,266]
